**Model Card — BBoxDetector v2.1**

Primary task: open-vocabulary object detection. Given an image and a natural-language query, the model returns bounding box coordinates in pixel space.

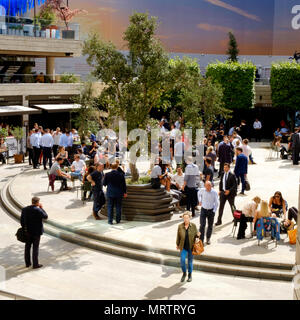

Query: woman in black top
[268,191,287,219]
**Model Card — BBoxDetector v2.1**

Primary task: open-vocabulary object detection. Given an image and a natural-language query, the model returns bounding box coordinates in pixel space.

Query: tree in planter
[11,127,24,162]
[270,61,300,130]
[83,12,170,182]
[37,3,57,30]
[42,0,87,30]
[72,82,104,143]
[227,31,239,62]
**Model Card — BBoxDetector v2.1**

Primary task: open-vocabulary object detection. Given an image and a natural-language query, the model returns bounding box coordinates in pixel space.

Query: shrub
[206,61,256,110]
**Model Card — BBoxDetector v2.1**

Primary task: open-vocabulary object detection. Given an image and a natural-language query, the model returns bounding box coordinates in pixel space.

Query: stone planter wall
[100,184,174,222]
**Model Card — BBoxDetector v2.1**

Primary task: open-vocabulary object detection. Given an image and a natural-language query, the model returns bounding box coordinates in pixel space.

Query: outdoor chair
[267,142,280,160]
[232,216,254,238]
[47,170,56,192]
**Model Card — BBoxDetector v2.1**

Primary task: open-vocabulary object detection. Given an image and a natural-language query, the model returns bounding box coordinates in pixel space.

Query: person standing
[41,129,54,170]
[182,157,199,217]
[103,163,127,225]
[217,136,232,178]
[198,181,219,245]
[215,163,237,226]
[52,127,62,158]
[20,197,48,269]
[30,129,41,169]
[87,163,105,220]
[253,119,262,142]
[26,130,33,166]
[291,127,300,165]
[174,136,185,168]
[176,211,200,283]
[234,147,248,195]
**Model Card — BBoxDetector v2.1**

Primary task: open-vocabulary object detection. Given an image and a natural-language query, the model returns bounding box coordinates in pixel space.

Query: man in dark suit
[215,163,237,226]
[21,197,48,269]
[291,127,300,165]
[217,136,232,178]
[103,162,127,225]
[234,147,248,195]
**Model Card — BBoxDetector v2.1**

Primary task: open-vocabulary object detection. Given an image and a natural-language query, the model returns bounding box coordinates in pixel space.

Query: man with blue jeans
[176,212,200,282]
[234,147,248,195]
[103,162,127,225]
[198,181,219,245]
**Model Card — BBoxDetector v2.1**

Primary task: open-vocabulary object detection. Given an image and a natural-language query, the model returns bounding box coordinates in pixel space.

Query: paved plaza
[0,142,298,299]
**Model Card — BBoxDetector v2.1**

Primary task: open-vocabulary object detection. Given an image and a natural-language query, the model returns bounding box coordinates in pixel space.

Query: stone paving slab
[9,143,298,266]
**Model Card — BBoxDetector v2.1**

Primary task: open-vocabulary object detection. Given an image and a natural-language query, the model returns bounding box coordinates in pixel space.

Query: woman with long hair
[268,191,287,219]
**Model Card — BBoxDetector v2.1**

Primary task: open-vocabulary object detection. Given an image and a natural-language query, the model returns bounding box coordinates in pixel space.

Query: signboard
[68,0,300,56]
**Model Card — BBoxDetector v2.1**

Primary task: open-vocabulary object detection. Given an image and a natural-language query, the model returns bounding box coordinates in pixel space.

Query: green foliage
[227,32,239,62]
[37,4,56,29]
[11,127,24,154]
[0,128,8,139]
[166,56,230,132]
[206,61,256,110]
[60,73,80,83]
[126,176,151,185]
[270,61,300,111]
[72,82,101,142]
[83,12,169,132]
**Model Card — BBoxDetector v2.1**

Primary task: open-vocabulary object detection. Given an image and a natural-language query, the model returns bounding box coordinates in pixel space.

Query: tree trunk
[129,162,139,182]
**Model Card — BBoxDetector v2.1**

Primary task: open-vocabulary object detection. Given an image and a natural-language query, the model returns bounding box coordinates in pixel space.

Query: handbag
[192,239,204,256]
[16,227,29,243]
[288,228,297,245]
[245,179,250,191]
[233,209,242,219]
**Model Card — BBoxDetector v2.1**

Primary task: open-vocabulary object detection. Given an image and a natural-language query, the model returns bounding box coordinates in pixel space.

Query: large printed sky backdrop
[62,0,300,55]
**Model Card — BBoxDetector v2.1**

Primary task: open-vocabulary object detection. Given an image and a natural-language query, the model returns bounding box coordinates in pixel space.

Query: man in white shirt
[242,139,256,164]
[30,129,41,169]
[174,137,185,166]
[52,127,62,158]
[198,181,219,245]
[41,129,54,170]
[253,119,262,142]
[175,117,182,130]
[70,154,86,181]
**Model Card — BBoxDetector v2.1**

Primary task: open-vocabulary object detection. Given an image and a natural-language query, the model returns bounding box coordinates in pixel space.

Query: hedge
[206,61,256,110]
[270,61,300,110]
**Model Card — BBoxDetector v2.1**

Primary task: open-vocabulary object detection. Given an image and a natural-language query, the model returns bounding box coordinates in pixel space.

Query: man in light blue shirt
[30,129,41,169]
[41,129,54,170]
[59,130,73,148]
[198,181,219,245]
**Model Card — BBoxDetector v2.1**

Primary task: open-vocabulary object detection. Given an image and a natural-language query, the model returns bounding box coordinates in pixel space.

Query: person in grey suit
[21,197,48,269]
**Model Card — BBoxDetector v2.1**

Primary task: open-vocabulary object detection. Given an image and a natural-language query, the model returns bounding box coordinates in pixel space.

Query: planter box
[62,30,75,39]
[14,154,24,164]
[100,184,174,222]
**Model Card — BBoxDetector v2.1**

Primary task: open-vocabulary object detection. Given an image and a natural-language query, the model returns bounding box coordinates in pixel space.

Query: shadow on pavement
[143,283,186,300]
[0,237,91,281]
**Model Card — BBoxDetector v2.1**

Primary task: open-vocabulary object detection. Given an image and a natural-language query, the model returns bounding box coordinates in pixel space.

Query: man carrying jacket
[21,197,48,269]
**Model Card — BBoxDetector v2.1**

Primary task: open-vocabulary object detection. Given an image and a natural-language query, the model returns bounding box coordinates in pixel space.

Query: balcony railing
[0,15,80,40]
[0,73,81,84]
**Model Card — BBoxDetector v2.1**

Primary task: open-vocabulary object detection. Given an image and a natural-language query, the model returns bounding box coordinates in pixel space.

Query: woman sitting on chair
[268,191,287,219]
[243,196,261,219]
[56,146,70,167]
[253,200,271,235]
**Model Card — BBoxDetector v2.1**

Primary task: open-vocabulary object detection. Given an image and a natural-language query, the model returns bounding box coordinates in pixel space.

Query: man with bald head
[198,181,219,245]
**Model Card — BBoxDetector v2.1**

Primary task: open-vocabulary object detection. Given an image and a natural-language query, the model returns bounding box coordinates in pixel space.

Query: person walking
[27,130,33,166]
[103,163,127,225]
[215,163,237,226]
[176,211,200,283]
[217,136,232,178]
[182,157,199,217]
[198,181,219,245]
[87,163,105,220]
[234,147,248,195]
[20,197,48,269]
[41,128,54,170]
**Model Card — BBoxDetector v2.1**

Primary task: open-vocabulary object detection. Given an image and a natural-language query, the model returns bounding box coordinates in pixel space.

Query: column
[46,57,56,83]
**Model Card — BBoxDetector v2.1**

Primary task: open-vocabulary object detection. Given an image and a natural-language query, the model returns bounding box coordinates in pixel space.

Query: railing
[0,73,81,84]
[0,15,80,40]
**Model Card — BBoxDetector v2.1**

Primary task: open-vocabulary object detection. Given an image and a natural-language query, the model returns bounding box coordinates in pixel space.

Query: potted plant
[11,127,24,164]
[41,0,87,39]
[0,128,8,140]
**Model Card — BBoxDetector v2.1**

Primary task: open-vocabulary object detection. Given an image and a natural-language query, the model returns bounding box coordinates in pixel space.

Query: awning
[0,105,41,116]
[32,104,82,113]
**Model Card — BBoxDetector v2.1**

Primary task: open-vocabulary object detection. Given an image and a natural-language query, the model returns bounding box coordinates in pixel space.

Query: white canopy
[0,105,41,116]
[32,104,81,113]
